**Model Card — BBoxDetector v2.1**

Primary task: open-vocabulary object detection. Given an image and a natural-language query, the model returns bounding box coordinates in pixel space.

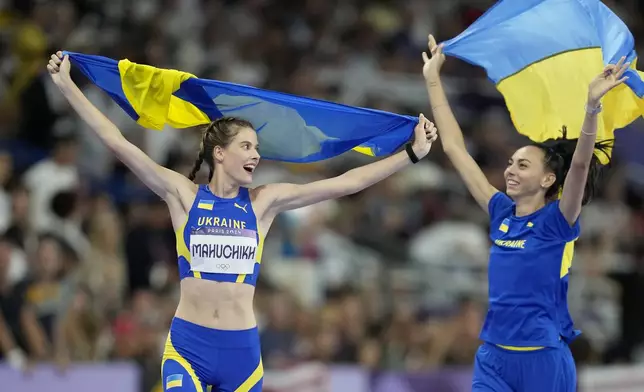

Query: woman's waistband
[169,317,259,348]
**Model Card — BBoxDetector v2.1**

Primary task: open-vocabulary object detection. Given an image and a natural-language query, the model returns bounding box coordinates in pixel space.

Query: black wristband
[405,143,419,164]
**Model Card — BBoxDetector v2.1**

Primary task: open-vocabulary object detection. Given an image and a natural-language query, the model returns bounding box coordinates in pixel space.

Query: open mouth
[243,164,255,173]
[507,179,519,187]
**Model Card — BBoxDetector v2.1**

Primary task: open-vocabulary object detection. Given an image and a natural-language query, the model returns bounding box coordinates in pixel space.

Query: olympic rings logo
[216,264,231,271]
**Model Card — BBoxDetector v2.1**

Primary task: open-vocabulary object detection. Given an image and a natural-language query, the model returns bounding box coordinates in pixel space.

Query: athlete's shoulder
[186,184,207,202]
[541,199,562,214]
[248,184,269,201]
[247,185,275,218]
[248,183,290,200]
[164,168,199,193]
[534,200,581,241]
[488,191,514,220]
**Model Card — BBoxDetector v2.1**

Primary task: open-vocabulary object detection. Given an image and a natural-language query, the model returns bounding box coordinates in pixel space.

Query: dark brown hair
[188,117,254,182]
[532,126,613,205]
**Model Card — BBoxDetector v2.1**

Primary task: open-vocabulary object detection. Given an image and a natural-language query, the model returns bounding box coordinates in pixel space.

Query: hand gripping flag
[64,51,417,163]
[442,0,644,158]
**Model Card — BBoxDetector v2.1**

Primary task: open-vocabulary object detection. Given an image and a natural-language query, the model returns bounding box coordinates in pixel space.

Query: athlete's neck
[208,178,240,199]
[513,195,546,217]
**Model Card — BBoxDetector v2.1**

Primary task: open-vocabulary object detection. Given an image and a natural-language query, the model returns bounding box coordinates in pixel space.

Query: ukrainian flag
[63,52,417,163]
[197,199,214,211]
[442,0,644,158]
[499,218,510,233]
[165,374,183,389]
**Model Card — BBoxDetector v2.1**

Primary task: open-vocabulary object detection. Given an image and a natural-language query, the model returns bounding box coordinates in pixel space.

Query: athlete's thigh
[215,346,263,392]
[471,345,513,392]
[520,347,577,392]
[562,345,577,392]
[162,357,209,392]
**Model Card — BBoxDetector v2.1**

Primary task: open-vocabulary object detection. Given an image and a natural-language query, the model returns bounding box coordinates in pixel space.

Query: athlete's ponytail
[533,126,613,205]
[187,117,254,183]
[188,149,204,182]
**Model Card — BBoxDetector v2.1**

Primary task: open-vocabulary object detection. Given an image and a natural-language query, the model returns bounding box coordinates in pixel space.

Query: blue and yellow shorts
[162,317,263,392]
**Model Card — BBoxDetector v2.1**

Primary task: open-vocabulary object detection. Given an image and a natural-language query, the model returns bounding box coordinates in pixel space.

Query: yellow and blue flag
[499,218,510,233]
[165,374,183,389]
[197,199,214,211]
[442,0,644,155]
[63,51,417,163]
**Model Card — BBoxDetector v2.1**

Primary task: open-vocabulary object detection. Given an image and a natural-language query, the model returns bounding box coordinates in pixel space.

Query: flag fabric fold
[442,0,644,155]
[64,51,417,163]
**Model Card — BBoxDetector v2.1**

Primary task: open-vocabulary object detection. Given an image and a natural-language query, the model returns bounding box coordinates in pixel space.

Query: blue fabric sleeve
[540,201,581,242]
[487,192,514,220]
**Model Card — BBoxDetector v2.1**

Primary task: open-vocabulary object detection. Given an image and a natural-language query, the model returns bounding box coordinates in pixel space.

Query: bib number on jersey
[189,229,257,274]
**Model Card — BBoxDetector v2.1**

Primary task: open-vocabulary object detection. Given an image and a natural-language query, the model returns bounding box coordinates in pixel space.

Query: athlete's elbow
[104,133,130,155]
[90,120,125,148]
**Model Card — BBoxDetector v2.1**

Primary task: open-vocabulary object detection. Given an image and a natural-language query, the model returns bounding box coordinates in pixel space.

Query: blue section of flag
[442,0,644,95]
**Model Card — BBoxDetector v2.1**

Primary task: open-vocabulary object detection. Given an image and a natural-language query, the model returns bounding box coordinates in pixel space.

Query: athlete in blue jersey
[422,35,626,392]
[47,51,438,392]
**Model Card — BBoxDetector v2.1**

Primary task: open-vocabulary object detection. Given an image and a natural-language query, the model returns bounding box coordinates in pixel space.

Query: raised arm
[47,52,194,202]
[423,35,497,212]
[261,115,437,214]
[559,58,629,225]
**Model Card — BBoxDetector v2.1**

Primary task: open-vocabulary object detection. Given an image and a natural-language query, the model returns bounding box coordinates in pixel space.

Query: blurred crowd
[1,0,644,391]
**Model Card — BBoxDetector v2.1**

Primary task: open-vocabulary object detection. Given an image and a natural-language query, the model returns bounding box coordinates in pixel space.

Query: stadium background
[1,0,644,391]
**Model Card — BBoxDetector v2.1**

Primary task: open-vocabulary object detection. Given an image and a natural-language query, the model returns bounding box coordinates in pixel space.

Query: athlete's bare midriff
[174,277,257,330]
[166,188,269,331]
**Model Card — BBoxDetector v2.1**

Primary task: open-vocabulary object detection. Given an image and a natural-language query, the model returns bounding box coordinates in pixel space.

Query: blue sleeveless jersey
[175,185,264,286]
[481,192,581,348]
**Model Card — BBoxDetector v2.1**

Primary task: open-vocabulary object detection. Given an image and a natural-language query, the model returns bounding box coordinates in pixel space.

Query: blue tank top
[481,192,581,348]
[175,185,264,286]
